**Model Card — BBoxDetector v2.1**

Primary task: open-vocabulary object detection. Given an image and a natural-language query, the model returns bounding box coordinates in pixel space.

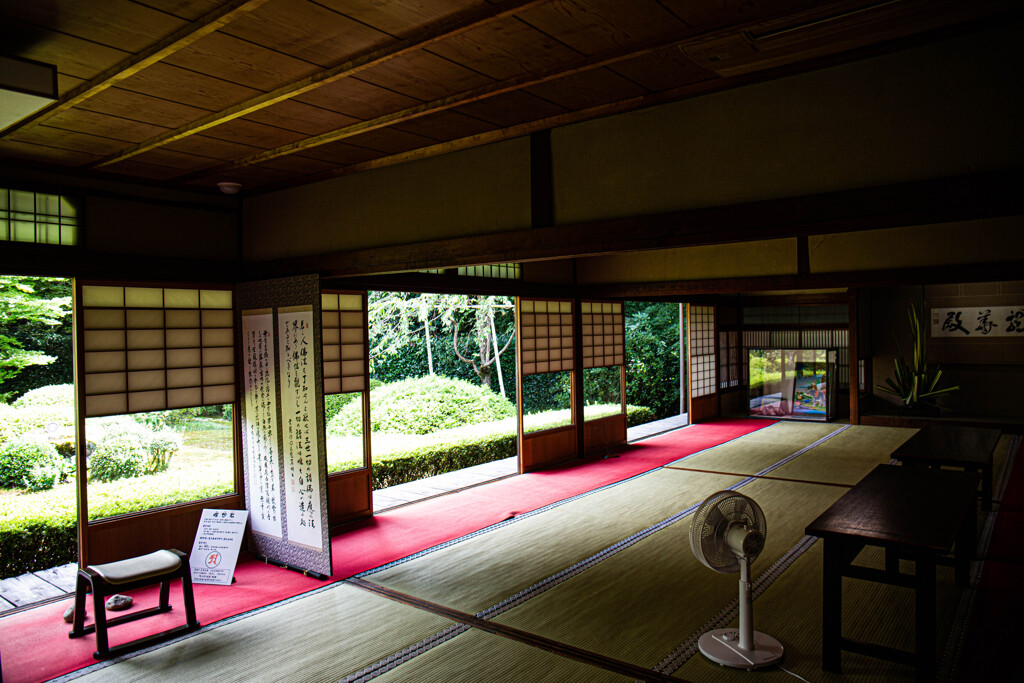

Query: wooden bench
[68,549,200,659]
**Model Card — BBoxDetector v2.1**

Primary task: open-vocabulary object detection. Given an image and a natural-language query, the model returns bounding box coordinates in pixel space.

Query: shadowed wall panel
[86,195,238,260]
[243,137,531,261]
[576,238,796,284]
[808,217,1024,273]
[551,23,1023,226]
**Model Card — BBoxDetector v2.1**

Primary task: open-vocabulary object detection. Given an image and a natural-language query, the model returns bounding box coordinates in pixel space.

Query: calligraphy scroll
[278,306,323,550]
[237,275,332,579]
[931,305,1024,338]
[241,311,282,539]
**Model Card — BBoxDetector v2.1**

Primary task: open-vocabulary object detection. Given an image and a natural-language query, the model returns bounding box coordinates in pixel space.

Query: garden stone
[62,604,76,623]
[106,594,133,610]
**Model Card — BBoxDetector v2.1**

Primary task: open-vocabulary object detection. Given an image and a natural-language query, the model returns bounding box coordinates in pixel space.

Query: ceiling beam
[89,0,551,169]
[0,0,274,139]
[245,168,1024,279]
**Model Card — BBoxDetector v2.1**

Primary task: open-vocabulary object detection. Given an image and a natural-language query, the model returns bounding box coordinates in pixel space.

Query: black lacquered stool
[69,548,200,659]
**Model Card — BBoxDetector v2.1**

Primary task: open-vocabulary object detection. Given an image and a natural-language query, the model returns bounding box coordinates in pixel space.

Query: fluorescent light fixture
[0,55,58,131]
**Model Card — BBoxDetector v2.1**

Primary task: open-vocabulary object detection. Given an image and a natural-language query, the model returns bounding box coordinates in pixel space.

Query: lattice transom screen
[581,301,623,369]
[690,305,716,398]
[520,298,573,376]
[321,292,366,394]
[81,285,234,417]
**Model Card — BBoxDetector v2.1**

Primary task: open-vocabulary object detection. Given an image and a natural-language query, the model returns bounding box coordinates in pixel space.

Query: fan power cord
[776,664,812,682]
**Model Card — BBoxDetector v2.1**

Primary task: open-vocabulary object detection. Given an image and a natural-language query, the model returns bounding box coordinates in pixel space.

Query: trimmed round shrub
[329,375,515,436]
[12,383,74,408]
[0,436,70,491]
[1,404,74,442]
[89,421,182,482]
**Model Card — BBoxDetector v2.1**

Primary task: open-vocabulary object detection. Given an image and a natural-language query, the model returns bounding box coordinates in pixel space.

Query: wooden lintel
[245,168,1024,279]
[91,0,550,170]
[579,259,1024,299]
[0,0,274,139]
[0,242,241,282]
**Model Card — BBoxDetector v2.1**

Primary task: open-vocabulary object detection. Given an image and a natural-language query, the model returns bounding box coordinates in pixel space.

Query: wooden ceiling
[0,0,1015,196]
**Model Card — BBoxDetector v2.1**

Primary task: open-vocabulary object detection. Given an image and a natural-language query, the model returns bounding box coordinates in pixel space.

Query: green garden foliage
[88,420,182,482]
[625,302,681,421]
[12,382,73,407]
[0,436,71,491]
[0,277,72,401]
[329,375,515,436]
[0,511,78,578]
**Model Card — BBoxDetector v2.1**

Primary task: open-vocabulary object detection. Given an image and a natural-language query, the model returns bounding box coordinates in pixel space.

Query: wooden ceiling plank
[89,0,550,169]
[2,0,193,53]
[171,22,727,178]
[0,0,275,138]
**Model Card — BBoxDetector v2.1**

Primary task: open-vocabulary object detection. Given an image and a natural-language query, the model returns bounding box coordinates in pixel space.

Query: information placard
[190,509,249,586]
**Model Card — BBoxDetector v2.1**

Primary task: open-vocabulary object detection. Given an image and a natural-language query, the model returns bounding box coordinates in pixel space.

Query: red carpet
[0,419,769,683]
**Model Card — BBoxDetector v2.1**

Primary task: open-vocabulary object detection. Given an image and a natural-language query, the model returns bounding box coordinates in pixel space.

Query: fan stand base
[698,629,784,670]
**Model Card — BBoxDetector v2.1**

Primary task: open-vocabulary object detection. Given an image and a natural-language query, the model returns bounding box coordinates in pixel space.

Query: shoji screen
[80,284,234,417]
[321,292,366,394]
[581,301,624,368]
[519,298,574,375]
[690,304,716,398]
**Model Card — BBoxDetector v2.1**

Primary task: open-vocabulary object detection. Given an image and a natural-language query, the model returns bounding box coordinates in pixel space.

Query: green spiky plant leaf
[877,303,959,408]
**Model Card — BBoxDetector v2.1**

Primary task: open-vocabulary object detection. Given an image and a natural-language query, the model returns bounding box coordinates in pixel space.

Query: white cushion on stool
[90,549,182,585]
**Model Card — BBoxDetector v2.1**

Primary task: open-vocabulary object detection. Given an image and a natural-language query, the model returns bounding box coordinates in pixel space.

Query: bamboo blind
[81,285,234,417]
[581,301,623,368]
[520,298,573,376]
[321,291,366,394]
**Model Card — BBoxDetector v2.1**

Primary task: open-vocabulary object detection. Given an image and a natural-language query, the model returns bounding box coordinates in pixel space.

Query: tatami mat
[65,583,455,683]
[368,468,743,615]
[666,422,847,474]
[370,629,634,683]
[488,477,849,670]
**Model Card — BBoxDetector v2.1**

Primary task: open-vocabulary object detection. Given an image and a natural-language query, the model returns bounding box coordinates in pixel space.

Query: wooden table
[805,464,979,682]
[892,424,1001,510]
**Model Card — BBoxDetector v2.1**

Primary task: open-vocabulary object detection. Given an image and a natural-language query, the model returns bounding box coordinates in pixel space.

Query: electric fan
[689,490,784,670]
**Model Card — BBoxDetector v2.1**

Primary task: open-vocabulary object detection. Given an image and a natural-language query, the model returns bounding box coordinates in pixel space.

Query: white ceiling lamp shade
[0,55,58,133]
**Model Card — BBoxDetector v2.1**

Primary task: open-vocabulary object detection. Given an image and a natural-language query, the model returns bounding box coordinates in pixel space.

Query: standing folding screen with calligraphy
[237,274,332,579]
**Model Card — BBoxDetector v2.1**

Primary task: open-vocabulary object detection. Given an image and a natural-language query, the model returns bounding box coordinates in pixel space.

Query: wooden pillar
[848,288,860,424]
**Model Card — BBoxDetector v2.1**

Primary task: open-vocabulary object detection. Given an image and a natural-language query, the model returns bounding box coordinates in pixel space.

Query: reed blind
[81,284,234,417]
[520,298,573,376]
[321,291,365,394]
[581,301,623,369]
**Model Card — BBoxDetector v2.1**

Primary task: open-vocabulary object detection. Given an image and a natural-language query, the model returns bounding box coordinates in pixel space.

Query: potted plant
[877,303,958,414]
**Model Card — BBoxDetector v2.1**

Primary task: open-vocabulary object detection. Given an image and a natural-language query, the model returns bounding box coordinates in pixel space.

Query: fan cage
[690,491,767,572]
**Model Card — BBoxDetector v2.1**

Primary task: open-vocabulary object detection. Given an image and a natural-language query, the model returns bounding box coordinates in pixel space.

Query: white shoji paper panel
[321,292,366,394]
[81,284,234,417]
[520,298,574,376]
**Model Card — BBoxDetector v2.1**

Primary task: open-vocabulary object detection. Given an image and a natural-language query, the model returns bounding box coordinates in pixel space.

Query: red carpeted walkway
[0,419,770,683]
